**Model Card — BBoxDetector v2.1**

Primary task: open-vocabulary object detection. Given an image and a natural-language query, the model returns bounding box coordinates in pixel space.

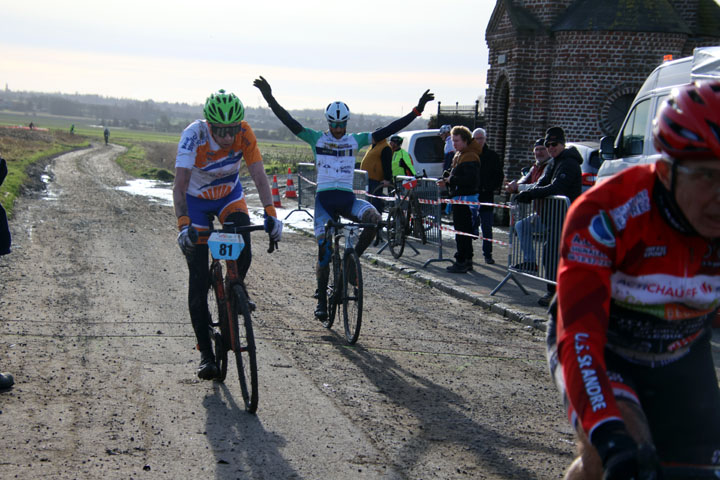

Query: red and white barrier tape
[435,224,510,246]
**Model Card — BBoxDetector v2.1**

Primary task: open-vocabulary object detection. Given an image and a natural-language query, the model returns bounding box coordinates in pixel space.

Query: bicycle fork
[223,260,248,354]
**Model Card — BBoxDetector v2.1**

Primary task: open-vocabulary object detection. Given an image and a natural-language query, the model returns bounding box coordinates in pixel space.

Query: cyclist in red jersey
[547,80,720,479]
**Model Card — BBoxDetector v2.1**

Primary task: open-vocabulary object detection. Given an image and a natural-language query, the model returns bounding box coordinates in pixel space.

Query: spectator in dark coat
[0,153,14,390]
[0,155,10,256]
[516,126,582,306]
[437,126,482,273]
[472,128,503,264]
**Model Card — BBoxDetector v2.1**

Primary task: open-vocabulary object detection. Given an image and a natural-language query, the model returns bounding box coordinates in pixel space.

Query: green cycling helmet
[203,89,245,124]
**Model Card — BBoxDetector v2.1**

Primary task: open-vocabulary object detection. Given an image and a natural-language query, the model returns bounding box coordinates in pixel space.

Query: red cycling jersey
[555,163,720,441]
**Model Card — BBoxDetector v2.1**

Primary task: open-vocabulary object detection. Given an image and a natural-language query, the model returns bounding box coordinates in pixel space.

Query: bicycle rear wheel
[208,264,227,382]
[343,250,363,344]
[386,208,405,259]
[410,198,427,244]
[324,250,341,329]
[230,284,258,413]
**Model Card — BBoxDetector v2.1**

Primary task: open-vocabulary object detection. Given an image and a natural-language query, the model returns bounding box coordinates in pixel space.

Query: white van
[596,46,720,182]
[395,129,445,178]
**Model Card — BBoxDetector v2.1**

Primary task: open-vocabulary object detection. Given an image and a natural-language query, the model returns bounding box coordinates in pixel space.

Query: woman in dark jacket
[437,126,481,273]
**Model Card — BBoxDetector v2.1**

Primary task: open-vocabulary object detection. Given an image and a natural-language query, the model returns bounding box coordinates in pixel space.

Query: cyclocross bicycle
[321,218,375,344]
[373,173,428,259]
[191,220,276,413]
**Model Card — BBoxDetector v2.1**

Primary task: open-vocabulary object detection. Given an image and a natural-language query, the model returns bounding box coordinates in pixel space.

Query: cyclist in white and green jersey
[254,76,434,320]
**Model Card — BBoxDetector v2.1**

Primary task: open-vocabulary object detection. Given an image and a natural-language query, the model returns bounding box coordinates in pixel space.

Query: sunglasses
[545,141,559,148]
[676,164,720,188]
[211,124,242,138]
[328,121,347,129]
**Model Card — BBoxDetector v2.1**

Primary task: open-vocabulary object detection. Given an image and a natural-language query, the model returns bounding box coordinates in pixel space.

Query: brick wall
[485,0,720,182]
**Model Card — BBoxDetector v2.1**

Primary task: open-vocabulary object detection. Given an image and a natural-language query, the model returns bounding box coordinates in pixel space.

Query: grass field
[0,110,369,217]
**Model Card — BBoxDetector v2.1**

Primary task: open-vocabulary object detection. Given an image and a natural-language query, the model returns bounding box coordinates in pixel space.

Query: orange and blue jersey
[176,119,263,200]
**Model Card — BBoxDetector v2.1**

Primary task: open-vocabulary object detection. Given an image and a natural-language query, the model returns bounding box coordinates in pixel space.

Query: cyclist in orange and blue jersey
[173,89,282,380]
[254,76,433,320]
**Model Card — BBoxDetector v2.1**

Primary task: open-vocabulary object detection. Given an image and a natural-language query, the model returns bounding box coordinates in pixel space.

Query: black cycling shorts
[604,332,720,464]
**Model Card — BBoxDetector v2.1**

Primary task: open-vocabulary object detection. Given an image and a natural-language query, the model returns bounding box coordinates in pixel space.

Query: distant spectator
[104,128,110,145]
[436,126,481,273]
[28,122,34,130]
[389,135,417,177]
[439,124,454,172]
[473,128,503,265]
[505,139,552,194]
[515,126,582,306]
[0,152,14,391]
[70,124,75,135]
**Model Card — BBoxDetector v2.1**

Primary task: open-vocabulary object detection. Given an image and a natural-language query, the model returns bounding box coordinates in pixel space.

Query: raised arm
[372,90,435,142]
[253,76,304,135]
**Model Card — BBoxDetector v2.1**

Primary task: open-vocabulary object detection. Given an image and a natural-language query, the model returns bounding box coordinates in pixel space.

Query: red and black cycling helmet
[652,80,720,161]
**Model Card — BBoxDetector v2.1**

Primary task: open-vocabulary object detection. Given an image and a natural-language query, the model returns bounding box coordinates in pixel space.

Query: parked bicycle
[373,172,428,259]
[321,218,374,344]
[190,220,276,413]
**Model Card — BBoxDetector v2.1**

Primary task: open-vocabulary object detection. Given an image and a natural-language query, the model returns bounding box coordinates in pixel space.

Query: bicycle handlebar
[325,219,377,231]
[189,224,276,253]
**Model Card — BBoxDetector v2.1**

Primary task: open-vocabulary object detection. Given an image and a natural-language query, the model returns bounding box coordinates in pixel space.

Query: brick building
[484,0,720,179]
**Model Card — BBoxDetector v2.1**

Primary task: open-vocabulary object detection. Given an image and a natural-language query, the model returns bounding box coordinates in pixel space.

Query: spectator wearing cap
[472,128,503,265]
[505,138,552,194]
[389,135,417,177]
[508,138,554,273]
[515,126,582,306]
[439,125,455,172]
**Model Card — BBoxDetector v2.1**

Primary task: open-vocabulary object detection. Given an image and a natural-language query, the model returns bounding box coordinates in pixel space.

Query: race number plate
[208,232,244,260]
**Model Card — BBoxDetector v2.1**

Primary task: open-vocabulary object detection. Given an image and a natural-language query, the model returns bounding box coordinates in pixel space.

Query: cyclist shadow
[202,382,298,480]
[326,335,568,478]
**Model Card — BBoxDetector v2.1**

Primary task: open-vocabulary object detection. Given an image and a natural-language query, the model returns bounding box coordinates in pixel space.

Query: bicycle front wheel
[343,250,363,344]
[387,208,405,259]
[230,284,258,413]
[208,264,228,382]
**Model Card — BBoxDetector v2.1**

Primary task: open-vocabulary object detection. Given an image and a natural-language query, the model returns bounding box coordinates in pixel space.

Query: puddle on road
[41,165,60,201]
[116,179,174,207]
[111,180,315,230]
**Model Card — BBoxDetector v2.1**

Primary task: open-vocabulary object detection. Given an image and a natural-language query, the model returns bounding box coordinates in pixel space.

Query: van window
[413,136,444,164]
[648,94,669,155]
[617,99,651,157]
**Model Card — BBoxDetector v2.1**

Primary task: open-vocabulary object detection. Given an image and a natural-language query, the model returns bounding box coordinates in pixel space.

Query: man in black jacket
[0,154,14,390]
[472,128,503,264]
[515,127,582,306]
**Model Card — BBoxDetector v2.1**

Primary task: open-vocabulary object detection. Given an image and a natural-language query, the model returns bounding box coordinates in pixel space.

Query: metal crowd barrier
[392,175,449,266]
[491,195,571,296]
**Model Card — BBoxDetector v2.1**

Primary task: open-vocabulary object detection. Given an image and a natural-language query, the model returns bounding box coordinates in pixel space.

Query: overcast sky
[0,0,494,117]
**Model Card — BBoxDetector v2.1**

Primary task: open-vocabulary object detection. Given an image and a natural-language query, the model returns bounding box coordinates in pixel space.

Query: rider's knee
[360,207,381,226]
[317,238,331,267]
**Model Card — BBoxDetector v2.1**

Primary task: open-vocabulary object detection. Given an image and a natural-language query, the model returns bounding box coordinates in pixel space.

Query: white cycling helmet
[325,101,350,123]
[439,124,451,134]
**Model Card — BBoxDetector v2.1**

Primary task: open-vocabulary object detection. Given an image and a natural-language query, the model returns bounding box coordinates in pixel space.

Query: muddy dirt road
[0,145,576,478]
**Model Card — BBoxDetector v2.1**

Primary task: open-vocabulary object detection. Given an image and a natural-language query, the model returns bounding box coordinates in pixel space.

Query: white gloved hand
[264,214,283,242]
[177,226,195,255]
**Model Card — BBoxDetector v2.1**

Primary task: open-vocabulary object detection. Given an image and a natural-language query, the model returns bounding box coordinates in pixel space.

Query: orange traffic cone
[271,174,282,208]
[285,167,297,199]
